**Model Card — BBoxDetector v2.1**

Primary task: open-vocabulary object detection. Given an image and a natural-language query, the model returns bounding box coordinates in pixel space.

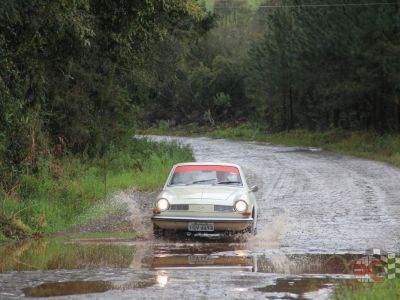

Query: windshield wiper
[186,179,216,185]
[215,181,241,185]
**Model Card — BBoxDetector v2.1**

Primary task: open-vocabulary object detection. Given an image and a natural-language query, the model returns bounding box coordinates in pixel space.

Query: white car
[151,162,258,237]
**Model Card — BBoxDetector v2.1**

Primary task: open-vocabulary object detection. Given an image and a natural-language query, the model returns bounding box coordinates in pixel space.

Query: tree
[247,0,400,132]
[0,0,205,188]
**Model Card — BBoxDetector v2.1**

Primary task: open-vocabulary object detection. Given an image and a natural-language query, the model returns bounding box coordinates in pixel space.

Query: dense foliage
[0,0,204,191]
[247,0,400,132]
[141,0,400,133]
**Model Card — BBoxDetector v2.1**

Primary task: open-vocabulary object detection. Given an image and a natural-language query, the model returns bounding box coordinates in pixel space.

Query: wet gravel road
[1,135,400,299]
[149,135,400,253]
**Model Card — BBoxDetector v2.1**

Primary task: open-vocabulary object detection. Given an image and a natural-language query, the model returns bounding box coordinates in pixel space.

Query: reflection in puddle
[256,254,360,274]
[23,281,113,297]
[156,273,168,287]
[0,238,365,299]
[255,277,354,300]
[23,278,156,298]
[0,238,136,272]
[149,253,255,271]
[147,253,361,275]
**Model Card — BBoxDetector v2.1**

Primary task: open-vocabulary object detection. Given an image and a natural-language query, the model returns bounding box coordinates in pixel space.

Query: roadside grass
[0,138,193,240]
[0,232,7,242]
[334,279,400,300]
[143,125,400,168]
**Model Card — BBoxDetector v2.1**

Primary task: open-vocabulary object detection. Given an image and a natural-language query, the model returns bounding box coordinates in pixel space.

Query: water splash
[247,215,287,248]
[114,190,153,240]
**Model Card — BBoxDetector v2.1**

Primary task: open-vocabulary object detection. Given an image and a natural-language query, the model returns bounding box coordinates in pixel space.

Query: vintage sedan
[151,162,258,237]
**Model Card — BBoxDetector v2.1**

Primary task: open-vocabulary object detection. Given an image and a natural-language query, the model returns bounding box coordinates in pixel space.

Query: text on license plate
[188,255,215,264]
[188,222,214,232]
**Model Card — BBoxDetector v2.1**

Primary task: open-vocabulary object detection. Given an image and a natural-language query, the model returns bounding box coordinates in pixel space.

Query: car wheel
[251,222,257,235]
[153,224,165,238]
[251,208,257,235]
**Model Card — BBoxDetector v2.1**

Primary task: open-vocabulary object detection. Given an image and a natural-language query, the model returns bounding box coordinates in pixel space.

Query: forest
[1,0,399,238]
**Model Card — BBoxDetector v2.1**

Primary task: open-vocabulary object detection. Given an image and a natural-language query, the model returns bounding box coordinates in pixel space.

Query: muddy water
[1,135,400,299]
[0,238,360,299]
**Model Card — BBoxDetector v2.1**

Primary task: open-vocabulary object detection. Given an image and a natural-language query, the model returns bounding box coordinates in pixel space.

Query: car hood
[161,186,245,204]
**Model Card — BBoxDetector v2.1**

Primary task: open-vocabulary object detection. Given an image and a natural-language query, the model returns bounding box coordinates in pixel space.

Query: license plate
[188,222,214,232]
[188,255,215,265]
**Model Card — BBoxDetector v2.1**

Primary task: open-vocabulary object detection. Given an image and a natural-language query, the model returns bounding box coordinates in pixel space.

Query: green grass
[143,125,400,168]
[0,232,7,242]
[334,279,400,300]
[0,138,193,240]
[203,0,263,11]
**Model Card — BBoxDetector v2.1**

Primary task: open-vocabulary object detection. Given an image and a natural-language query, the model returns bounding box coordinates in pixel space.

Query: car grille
[170,204,234,212]
[170,204,189,211]
[214,205,234,212]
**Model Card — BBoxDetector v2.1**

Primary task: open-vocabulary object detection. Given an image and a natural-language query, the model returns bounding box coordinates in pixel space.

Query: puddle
[254,277,351,300]
[274,147,322,154]
[23,281,113,297]
[23,278,156,298]
[0,238,136,272]
[0,238,367,299]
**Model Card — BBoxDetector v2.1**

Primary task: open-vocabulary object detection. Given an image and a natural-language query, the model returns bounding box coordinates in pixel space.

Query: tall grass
[334,279,400,300]
[0,138,193,240]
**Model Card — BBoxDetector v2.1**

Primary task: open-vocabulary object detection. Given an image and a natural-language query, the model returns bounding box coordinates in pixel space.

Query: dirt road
[150,135,400,253]
[1,135,399,299]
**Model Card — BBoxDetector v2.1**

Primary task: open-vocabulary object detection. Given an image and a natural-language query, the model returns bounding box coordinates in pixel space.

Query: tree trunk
[289,87,294,130]
[282,90,288,131]
[395,95,400,133]
[333,109,340,128]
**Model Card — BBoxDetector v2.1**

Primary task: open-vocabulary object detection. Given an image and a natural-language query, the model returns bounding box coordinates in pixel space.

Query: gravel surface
[147,135,400,253]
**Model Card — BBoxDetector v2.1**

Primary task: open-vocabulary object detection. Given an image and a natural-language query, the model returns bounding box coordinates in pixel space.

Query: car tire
[251,223,257,235]
[153,224,165,238]
[251,208,257,235]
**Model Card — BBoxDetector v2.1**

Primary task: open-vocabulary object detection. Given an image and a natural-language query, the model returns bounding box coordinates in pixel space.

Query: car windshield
[169,165,242,186]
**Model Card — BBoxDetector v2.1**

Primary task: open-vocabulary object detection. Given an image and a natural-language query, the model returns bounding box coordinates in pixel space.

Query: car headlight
[234,200,248,212]
[156,199,170,211]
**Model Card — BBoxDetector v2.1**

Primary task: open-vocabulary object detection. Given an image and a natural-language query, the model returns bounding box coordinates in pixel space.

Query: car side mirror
[250,185,258,192]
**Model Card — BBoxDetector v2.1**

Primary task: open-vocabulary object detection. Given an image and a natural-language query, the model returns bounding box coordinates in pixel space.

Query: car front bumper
[151,215,253,231]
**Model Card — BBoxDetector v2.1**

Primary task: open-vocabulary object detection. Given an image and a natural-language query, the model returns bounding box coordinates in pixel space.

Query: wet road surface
[149,135,400,253]
[1,135,400,299]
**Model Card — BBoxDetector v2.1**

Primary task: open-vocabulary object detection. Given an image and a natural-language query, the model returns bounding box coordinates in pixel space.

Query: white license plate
[188,222,214,232]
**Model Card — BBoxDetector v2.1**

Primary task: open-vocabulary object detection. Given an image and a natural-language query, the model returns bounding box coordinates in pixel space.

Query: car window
[169,165,242,186]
